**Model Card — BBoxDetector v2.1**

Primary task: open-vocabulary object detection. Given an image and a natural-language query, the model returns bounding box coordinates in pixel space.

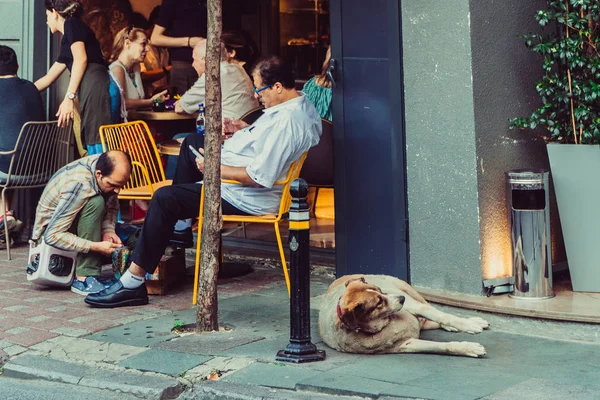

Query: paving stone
[31,335,147,364]
[185,356,255,382]
[4,344,27,356]
[482,378,600,400]
[46,306,68,312]
[153,331,266,355]
[3,305,27,312]
[0,339,12,349]
[69,316,95,324]
[3,328,59,347]
[80,369,184,399]
[328,352,438,384]
[224,362,321,390]
[5,326,31,335]
[118,348,211,376]
[86,310,197,347]
[186,380,370,400]
[22,297,54,303]
[2,354,94,384]
[51,327,91,337]
[296,371,412,398]
[218,293,290,315]
[216,337,355,372]
[27,315,51,322]
[19,317,67,331]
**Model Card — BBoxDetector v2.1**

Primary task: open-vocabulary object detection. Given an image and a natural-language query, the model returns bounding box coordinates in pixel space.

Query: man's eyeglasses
[253,84,273,95]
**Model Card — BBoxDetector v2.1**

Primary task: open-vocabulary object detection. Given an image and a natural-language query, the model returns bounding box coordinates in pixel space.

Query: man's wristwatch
[66,92,77,100]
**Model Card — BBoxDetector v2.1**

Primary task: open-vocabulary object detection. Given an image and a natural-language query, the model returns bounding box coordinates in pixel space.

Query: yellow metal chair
[99,120,172,201]
[192,152,308,304]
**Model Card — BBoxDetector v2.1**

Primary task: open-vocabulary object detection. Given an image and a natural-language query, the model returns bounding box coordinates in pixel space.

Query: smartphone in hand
[188,145,204,160]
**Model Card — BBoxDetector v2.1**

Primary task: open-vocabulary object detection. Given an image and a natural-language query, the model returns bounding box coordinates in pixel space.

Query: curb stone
[182,381,385,400]
[2,354,184,399]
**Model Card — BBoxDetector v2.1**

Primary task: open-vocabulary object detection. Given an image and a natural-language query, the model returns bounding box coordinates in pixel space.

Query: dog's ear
[340,303,364,330]
[345,277,367,287]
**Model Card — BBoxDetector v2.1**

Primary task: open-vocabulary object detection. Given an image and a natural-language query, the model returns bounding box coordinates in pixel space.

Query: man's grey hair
[194,39,228,62]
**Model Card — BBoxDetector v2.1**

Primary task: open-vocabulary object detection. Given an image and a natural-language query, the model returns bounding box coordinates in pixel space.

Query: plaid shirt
[32,155,119,253]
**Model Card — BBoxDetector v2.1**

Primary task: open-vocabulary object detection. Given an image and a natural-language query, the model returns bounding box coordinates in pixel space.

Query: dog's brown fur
[318,275,489,357]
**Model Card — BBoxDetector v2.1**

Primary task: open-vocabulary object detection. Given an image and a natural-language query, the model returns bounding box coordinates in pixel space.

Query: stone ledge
[185,381,373,400]
[2,354,184,400]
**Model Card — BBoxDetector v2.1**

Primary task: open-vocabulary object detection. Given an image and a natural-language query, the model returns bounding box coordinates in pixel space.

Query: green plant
[172,320,187,331]
[510,0,600,144]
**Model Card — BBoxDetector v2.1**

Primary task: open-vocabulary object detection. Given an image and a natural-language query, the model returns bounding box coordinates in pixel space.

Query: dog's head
[337,277,405,333]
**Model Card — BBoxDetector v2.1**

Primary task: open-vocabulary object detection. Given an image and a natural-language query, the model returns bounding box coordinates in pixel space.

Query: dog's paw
[440,324,458,333]
[449,318,484,334]
[468,317,490,330]
[449,341,486,358]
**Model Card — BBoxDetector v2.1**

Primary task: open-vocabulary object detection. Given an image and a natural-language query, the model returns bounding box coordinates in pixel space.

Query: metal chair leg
[3,189,11,261]
[192,187,205,305]
[274,222,291,296]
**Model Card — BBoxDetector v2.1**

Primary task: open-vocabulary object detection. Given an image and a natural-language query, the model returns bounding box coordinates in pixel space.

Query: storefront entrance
[329,0,409,280]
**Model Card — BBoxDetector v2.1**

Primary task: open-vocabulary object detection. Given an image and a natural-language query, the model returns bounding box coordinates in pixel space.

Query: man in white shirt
[174,39,258,119]
[85,56,322,308]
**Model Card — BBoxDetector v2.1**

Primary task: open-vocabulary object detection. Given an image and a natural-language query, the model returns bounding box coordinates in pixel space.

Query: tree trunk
[196,0,223,332]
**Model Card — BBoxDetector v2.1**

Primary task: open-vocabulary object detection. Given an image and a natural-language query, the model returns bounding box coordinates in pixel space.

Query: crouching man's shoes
[84,281,149,308]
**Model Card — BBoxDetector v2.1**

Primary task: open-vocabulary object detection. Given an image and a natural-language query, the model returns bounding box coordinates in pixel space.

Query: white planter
[547,143,600,292]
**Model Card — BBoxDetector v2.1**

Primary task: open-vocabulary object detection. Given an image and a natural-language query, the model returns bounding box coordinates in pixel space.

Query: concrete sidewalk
[2,254,600,399]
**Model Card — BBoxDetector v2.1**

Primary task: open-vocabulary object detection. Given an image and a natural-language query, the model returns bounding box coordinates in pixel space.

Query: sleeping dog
[318,275,489,357]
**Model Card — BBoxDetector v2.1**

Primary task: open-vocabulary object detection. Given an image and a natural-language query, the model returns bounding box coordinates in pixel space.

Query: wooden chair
[0,121,73,260]
[99,120,172,202]
[239,106,265,125]
[192,152,308,304]
[300,119,334,214]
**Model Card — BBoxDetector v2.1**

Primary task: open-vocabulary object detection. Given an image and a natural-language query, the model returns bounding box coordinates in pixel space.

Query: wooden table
[158,138,184,156]
[128,110,195,154]
[128,110,197,121]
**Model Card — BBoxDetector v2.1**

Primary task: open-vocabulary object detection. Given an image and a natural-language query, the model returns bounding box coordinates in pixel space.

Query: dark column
[276,178,325,363]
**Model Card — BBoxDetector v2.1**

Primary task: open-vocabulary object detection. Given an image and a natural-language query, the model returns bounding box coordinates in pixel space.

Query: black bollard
[276,178,326,363]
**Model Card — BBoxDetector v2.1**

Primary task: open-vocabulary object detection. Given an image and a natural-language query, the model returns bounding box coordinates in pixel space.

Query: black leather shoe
[169,227,194,248]
[84,281,149,308]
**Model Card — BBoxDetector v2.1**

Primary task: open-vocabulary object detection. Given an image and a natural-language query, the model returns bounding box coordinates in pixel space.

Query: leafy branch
[510,0,600,144]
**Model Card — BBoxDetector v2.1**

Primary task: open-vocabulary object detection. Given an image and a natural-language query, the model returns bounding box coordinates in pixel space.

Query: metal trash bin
[507,170,554,299]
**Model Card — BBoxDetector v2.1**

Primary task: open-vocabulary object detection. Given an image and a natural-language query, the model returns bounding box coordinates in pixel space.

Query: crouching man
[32,151,132,295]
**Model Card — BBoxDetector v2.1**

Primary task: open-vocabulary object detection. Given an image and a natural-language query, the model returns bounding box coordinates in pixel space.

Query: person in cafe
[84,56,322,308]
[174,39,258,119]
[109,26,170,121]
[302,45,333,121]
[0,45,45,248]
[140,6,170,95]
[163,38,257,202]
[31,151,132,295]
[151,0,207,93]
[35,0,114,155]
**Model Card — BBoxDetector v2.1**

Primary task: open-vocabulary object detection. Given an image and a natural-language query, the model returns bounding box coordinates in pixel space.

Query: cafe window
[279,0,330,83]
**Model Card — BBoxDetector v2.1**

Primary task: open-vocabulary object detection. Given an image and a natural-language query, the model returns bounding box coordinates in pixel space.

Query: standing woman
[35,0,113,155]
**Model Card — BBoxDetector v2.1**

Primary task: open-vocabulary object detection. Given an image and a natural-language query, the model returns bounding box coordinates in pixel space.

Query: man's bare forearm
[221,165,261,186]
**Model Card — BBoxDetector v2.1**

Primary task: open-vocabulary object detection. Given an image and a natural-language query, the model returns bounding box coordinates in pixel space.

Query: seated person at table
[31,151,131,295]
[174,39,258,119]
[109,27,169,121]
[302,45,333,121]
[0,45,44,245]
[85,56,322,308]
